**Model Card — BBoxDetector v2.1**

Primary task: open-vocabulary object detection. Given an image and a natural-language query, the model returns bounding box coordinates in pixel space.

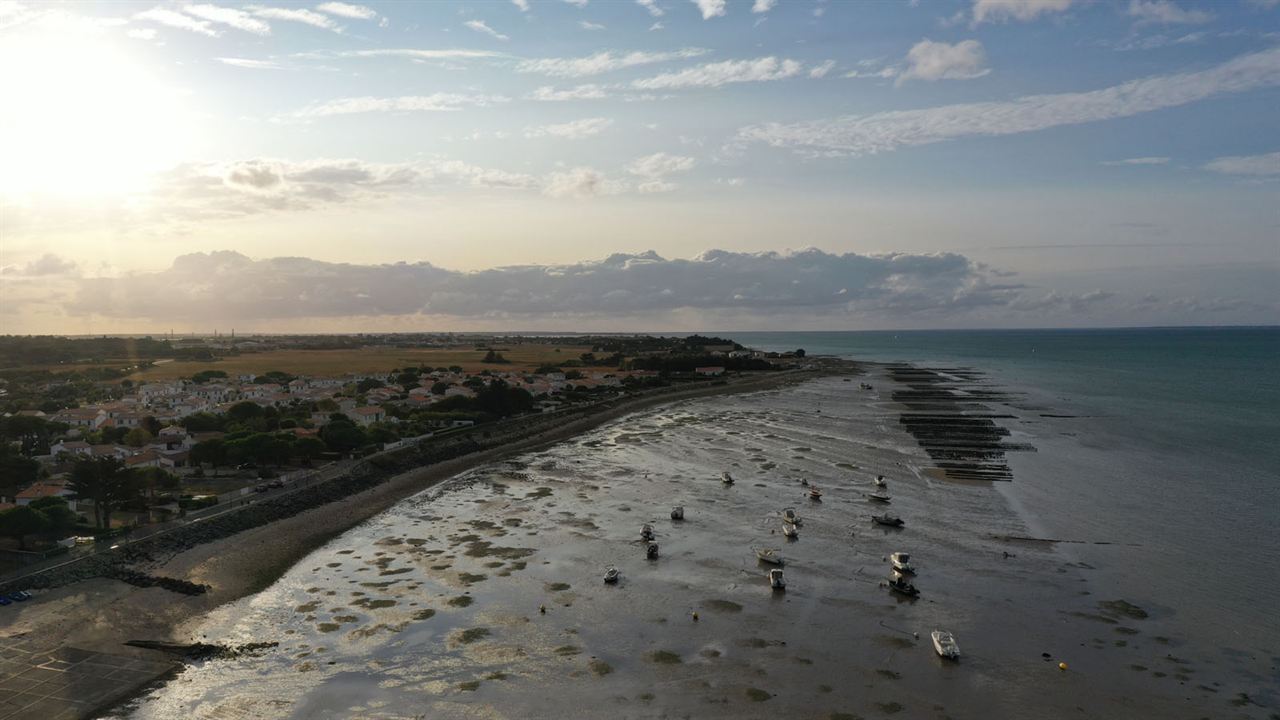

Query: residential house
[352,406,386,427]
[695,366,726,376]
[16,479,74,506]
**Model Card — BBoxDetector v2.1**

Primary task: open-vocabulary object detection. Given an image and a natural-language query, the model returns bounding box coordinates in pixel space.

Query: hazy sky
[1,0,1277,333]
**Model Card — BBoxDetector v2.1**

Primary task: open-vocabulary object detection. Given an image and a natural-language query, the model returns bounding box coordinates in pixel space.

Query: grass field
[121,345,595,381]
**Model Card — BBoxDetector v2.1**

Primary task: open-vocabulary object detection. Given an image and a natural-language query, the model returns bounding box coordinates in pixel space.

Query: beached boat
[868,492,891,503]
[887,575,919,598]
[604,566,620,584]
[670,506,684,520]
[721,471,734,485]
[932,630,960,660]
[808,486,823,500]
[782,523,799,539]
[890,552,914,574]
[640,523,654,540]
[769,568,786,590]
[646,542,659,559]
[781,507,801,525]
[873,475,887,488]
[754,547,784,565]
[872,513,904,527]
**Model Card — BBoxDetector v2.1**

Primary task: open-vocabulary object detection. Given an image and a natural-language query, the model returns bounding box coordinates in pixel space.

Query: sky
[0,0,1277,334]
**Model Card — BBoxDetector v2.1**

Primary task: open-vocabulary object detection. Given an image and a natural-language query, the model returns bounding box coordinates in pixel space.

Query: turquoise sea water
[730,327,1280,657]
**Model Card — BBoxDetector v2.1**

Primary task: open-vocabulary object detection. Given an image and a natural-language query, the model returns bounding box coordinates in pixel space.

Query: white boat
[754,547,784,565]
[932,630,960,660]
[646,542,659,559]
[781,507,801,525]
[604,566,620,584]
[873,475,887,488]
[670,506,684,520]
[768,568,786,590]
[869,492,891,503]
[886,575,919,598]
[721,471,734,485]
[640,523,654,540]
[890,552,915,574]
[782,523,799,539]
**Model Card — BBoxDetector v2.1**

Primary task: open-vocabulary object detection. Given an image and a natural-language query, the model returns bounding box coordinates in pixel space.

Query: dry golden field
[122,344,595,381]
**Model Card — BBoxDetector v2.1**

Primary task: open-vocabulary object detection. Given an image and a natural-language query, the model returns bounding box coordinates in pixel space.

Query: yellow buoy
[1058,662,1068,671]
[539,604,546,614]
[692,612,699,621]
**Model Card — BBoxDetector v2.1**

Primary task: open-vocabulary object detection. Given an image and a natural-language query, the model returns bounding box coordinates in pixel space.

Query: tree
[190,438,227,474]
[135,467,180,501]
[181,412,223,432]
[227,401,265,423]
[430,381,450,396]
[0,447,40,502]
[28,496,79,535]
[295,436,326,465]
[0,506,49,549]
[794,348,806,358]
[141,416,162,436]
[356,377,385,393]
[191,369,228,384]
[123,427,153,447]
[320,419,367,454]
[68,457,139,529]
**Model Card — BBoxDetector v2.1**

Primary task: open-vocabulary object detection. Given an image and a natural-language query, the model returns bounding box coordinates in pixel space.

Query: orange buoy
[1058,662,1068,671]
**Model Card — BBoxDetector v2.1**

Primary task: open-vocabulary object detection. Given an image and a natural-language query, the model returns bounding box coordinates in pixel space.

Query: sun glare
[0,19,194,197]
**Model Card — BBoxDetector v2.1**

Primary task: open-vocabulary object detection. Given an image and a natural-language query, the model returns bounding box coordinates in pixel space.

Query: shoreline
[0,365,849,720]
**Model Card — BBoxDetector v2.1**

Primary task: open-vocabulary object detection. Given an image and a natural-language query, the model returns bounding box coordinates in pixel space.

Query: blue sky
[0,0,1277,333]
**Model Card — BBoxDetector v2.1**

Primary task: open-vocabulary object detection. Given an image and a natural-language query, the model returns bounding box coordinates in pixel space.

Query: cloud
[632,56,803,89]
[183,4,271,34]
[579,20,606,30]
[512,0,530,11]
[1127,0,1212,25]
[247,6,342,31]
[288,93,510,118]
[527,83,612,101]
[316,2,377,19]
[752,0,777,12]
[809,60,836,79]
[543,167,626,198]
[692,0,726,19]
[135,6,219,36]
[431,161,538,189]
[325,48,503,61]
[1,254,79,277]
[897,39,990,84]
[971,0,1074,24]
[637,0,664,17]
[1203,150,1280,176]
[516,48,708,77]
[563,0,589,6]
[626,151,695,178]
[1101,156,1171,165]
[127,27,158,40]
[65,248,1025,322]
[218,57,282,69]
[524,117,614,138]
[464,19,509,40]
[736,47,1280,157]
[1008,289,1114,313]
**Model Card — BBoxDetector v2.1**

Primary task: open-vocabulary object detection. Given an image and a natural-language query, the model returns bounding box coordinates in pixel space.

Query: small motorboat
[604,566,620,584]
[646,542,659,559]
[808,486,823,501]
[670,506,684,520]
[754,547,784,565]
[782,523,799,539]
[932,630,960,660]
[640,523,654,540]
[868,492,891,503]
[890,552,915,574]
[873,475,887,488]
[872,514,904,527]
[721,471,734,485]
[768,568,786,590]
[781,507,801,525]
[887,575,920,598]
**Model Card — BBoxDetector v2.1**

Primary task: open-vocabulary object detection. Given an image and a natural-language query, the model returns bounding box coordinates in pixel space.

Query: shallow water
[114,372,1275,719]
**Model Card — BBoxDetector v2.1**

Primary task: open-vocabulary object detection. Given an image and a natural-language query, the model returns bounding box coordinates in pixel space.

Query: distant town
[0,334,805,568]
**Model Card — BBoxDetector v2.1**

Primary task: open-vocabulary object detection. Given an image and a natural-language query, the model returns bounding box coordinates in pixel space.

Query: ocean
[113,326,1280,718]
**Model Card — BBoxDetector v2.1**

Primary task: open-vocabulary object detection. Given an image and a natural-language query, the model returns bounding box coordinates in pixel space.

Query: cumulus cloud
[288,93,509,118]
[1127,0,1212,25]
[626,151,695,179]
[580,20,606,30]
[524,117,614,138]
[752,0,777,12]
[464,19,509,41]
[971,0,1074,24]
[218,57,282,69]
[897,39,990,84]
[692,0,726,19]
[632,56,802,89]
[316,2,376,19]
[246,6,342,31]
[183,4,271,34]
[809,60,836,79]
[736,47,1280,157]
[65,248,1025,322]
[1203,150,1280,176]
[527,84,612,101]
[516,48,708,77]
[324,48,502,61]
[134,6,219,36]
[637,0,664,17]
[1,254,79,277]
[542,167,627,198]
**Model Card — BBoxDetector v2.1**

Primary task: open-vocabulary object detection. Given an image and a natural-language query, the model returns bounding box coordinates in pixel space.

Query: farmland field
[120,345,596,381]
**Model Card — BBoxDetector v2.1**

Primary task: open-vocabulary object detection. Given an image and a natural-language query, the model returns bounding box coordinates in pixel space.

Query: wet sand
[103,369,1273,719]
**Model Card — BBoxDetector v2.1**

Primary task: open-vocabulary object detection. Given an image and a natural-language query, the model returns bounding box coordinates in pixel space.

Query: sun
[0,15,195,197]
